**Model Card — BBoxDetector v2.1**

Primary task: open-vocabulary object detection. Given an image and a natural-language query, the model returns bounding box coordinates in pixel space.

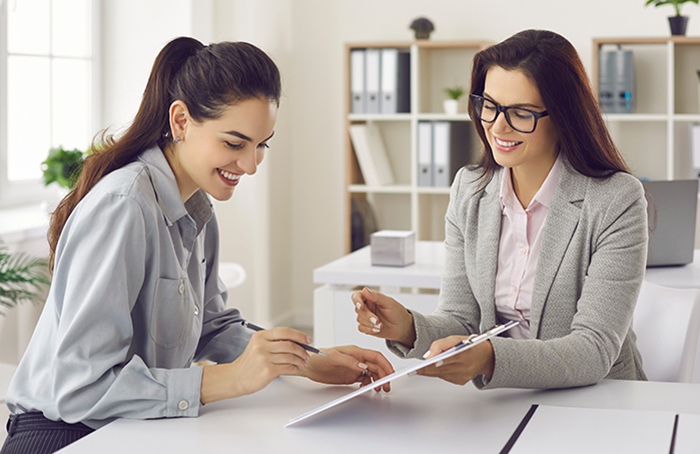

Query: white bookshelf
[593,37,700,181]
[343,40,491,251]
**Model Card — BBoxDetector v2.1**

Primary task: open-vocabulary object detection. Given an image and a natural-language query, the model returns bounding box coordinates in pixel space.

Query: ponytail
[48,37,281,270]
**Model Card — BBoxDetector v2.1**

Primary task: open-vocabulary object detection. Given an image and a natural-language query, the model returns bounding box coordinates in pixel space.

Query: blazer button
[194,305,199,316]
[178,400,189,411]
[178,283,185,294]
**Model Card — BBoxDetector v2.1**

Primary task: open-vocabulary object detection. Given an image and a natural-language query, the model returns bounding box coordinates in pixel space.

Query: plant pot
[443,99,459,115]
[668,15,689,36]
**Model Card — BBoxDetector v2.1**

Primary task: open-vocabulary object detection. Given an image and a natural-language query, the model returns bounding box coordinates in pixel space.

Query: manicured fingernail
[359,362,368,369]
[356,302,361,310]
[370,317,377,324]
[422,350,431,359]
[436,360,443,368]
[306,354,310,361]
[367,288,373,294]
[372,328,380,333]
[306,336,312,344]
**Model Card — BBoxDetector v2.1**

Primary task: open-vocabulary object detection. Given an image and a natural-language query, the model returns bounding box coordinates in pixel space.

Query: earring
[173,137,180,144]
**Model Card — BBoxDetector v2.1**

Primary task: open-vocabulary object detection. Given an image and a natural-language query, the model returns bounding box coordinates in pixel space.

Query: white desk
[58,376,700,453]
[314,243,700,354]
[645,250,700,290]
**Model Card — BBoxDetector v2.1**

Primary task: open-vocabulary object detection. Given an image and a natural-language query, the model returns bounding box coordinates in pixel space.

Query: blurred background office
[1,0,698,363]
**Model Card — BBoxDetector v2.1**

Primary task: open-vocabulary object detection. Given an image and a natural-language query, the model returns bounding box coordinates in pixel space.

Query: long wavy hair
[48,37,282,270]
[468,29,630,187]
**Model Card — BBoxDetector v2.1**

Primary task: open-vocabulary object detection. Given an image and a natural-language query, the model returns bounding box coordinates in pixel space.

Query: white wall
[101,0,700,330]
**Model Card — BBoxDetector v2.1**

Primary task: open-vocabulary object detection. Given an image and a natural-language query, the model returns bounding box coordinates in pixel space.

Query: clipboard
[286,320,519,427]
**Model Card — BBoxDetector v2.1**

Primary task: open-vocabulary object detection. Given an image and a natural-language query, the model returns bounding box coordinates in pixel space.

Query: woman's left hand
[297,345,395,392]
[417,336,495,385]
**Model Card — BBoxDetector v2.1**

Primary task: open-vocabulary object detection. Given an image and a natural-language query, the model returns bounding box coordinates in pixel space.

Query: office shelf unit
[592,37,700,181]
[344,40,491,251]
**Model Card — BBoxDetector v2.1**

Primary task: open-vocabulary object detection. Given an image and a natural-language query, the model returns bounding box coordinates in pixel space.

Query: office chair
[633,280,700,383]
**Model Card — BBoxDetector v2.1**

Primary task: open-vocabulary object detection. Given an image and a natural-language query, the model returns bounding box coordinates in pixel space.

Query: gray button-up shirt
[6,147,252,429]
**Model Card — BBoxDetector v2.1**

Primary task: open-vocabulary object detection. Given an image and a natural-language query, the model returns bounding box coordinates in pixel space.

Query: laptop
[642,179,699,267]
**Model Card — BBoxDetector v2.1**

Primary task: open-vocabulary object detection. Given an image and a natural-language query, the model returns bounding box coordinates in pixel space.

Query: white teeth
[218,169,241,181]
[495,137,521,147]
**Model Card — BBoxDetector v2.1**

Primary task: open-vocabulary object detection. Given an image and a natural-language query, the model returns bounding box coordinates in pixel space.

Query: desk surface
[644,249,700,289]
[313,241,444,289]
[59,375,700,453]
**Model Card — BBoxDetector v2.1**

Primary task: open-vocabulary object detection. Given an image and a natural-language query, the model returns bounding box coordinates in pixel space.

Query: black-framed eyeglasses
[469,94,549,134]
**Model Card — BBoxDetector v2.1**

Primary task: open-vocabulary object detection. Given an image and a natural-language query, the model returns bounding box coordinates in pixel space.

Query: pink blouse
[495,154,563,339]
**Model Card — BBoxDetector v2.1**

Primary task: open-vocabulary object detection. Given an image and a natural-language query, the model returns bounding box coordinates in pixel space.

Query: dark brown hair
[468,29,630,185]
[48,37,281,269]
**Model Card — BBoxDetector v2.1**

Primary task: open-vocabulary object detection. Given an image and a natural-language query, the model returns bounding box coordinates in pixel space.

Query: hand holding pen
[243,321,326,355]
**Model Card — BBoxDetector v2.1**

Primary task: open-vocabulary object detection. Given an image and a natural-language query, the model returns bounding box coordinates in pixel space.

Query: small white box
[370,230,415,267]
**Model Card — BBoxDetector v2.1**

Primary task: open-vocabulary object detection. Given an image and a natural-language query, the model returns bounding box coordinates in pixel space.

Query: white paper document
[502,405,686,454]
[286,321,518,427]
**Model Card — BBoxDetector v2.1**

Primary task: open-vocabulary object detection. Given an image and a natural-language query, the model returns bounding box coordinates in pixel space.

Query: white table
[645,250,700,290]
[314,243,700,353]
[57,376,700,453]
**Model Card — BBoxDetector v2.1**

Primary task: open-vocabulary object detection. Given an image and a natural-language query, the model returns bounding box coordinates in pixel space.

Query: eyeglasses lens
[473,97,536,133]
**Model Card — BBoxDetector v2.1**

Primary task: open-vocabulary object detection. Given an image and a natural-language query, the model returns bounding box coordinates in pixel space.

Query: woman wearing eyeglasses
[352,29,648,389]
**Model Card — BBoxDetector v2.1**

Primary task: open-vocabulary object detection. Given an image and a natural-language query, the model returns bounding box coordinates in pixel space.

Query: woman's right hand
[351,287,416,347]
[200,327,311,404]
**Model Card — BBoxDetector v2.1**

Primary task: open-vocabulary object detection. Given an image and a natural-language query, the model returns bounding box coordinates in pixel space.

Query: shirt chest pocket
[149,277,190,349]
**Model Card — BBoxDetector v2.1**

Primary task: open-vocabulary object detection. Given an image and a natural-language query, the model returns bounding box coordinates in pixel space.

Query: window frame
[0,0,101,208]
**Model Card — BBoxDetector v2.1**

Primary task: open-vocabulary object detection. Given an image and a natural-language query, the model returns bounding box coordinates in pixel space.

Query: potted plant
[645,0,699,36]
[443,86,464,115]
[409,17,434,40]
[41,146,86,190]
[0,241,50,316]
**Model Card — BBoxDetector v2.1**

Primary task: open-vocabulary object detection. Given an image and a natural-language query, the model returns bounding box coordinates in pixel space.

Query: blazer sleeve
[479,174,648,389]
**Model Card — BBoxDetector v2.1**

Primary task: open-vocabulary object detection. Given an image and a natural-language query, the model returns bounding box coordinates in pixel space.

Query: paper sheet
[286,321,518,427]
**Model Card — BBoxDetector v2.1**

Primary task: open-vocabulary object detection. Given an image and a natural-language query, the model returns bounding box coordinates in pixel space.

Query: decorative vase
[443,99,459,115]
[668,16,689,36]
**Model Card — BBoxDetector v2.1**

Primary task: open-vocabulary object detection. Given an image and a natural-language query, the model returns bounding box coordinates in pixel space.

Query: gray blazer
[389,156,648,389]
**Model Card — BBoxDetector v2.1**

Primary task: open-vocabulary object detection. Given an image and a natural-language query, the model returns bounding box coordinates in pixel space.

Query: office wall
[101,0,700,329]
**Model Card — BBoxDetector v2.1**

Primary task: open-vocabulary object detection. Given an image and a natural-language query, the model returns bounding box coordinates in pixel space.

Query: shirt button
[194,305,199,316]
[178,400,189,411]
[526,212,533,219]
[521,247,528,255]
[178,283,185,294]
[512,285,518,292]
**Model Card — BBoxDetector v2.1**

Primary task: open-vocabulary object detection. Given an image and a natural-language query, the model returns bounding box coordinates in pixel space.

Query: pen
[242,320,327,356]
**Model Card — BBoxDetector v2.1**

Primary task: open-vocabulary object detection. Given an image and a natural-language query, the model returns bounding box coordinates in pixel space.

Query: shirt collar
[499,152,563,212]
[138,146,213,229]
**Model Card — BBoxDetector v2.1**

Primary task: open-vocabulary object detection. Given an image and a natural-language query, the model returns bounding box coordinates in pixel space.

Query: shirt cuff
[164,365,203,418]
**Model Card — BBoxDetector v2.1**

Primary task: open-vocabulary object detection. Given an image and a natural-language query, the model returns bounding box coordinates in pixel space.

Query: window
[0,0,98,206]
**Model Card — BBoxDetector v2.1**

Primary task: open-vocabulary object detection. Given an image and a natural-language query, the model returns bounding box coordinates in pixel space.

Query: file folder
[350,49,366,114]
[598,49,616,114]
[365,49,381,114]
[432,122,471,187]
[380,48,410,114]
[417,121,433,187]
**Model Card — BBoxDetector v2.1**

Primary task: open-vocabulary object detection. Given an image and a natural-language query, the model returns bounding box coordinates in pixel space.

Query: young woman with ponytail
[1,37,393,454]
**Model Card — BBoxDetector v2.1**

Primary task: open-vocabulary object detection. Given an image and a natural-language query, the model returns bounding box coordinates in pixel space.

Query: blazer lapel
[474,170,503,329]
[529,159,587,338]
